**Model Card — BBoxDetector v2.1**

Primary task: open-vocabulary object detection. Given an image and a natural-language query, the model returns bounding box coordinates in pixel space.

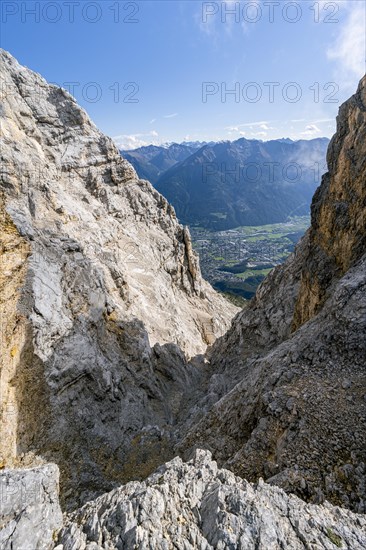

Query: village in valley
[191,216,310,304]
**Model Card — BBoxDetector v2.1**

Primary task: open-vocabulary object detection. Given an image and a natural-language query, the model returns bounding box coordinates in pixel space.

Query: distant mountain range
[121,142,207,184]
[121,137,329,230]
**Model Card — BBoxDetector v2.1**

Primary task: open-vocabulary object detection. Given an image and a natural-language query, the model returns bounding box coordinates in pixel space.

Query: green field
[235,217,310,236]
[192,216,310,302]
[235,268,273,280]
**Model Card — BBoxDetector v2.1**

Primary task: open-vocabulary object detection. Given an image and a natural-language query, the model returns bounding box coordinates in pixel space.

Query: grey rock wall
[0,464,62,550]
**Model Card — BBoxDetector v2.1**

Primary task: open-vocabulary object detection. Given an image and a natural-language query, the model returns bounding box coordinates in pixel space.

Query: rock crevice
[1,50,365,547]
[0,49,236,508]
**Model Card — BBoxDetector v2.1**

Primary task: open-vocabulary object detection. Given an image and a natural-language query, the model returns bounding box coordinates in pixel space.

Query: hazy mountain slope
[154,137,329,230]
[1,51,365,549]
[121,142,205,184]
[0,50,236,507]
[177,76,366,512]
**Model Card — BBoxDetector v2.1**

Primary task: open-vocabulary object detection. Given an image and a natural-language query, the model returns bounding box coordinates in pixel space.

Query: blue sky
[1,0,365,148]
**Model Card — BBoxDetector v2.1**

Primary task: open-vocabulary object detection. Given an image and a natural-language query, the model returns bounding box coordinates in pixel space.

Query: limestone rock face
[0,196,30,464]
[1,49,366,543]
[178,76,366,513]
[0,49,236,507]
[0,464,63,550]
[293,75,366,328]
[58,450,366,549]
[180,255,366,511]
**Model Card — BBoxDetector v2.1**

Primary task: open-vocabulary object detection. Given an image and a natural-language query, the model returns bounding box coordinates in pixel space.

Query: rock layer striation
[58,450,366,550]
[0,49,236,507]
[178,76,366,513]
[1,51,365,547]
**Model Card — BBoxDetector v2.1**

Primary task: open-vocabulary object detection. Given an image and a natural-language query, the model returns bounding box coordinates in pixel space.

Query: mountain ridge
[122,137,329,231]
[0,50,365,549]
[144,137,329,230]
[0,48,236,509]
[178,75,366,513]
[121,141,207,184]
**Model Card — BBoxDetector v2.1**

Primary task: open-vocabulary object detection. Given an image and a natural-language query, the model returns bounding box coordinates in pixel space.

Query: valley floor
[191,216,310,303]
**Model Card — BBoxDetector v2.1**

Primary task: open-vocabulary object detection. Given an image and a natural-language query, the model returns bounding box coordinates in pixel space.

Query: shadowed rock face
[178,75,366,513]
[1,50,366,547]
[0,49,237,508]
[293,76,366,329]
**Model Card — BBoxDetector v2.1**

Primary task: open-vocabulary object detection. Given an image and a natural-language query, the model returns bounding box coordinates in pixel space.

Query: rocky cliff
[0,196,30,464]
[178,76,366,513]
[293,78,366,328]
[1,51,365,548]
[0,463,62,549]
[58,450,366,549]
[2,452,366,550]
[0,49,236,508]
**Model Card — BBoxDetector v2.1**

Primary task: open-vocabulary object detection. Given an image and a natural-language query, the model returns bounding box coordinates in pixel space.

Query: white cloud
[225,121,276,139]
[163,113,178,119]
[196,1,217,37]
[198,0,236,38]
[259,123,274,131]
[307,124,320,132]
[225,120,273,131]
[149,118,156,124]
[240,130,268,139]
[300,124,321,137]
[113,131,161,150]
[242,120,272,128]
[327,2,366,89]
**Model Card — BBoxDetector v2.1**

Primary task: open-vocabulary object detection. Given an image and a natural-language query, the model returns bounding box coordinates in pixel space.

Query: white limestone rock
[58,450,366,549]
[0,48,237,507]
[0,464,63,550]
